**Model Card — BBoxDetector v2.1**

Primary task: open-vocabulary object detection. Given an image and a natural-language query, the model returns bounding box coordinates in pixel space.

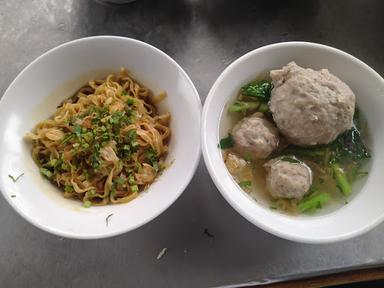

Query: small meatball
[264,158,312,199]
[232,114,279,159]
[269,62,355,146]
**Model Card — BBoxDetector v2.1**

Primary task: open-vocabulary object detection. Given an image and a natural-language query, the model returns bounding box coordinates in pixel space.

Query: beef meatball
[269,62,355,146]
[232,113,279,159]
[264,158,312,199]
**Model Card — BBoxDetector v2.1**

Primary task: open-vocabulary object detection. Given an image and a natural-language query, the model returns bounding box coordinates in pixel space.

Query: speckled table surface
[1,1,384,287]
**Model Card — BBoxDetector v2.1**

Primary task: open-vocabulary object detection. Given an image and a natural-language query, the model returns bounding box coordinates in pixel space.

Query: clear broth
[220,85,371,216]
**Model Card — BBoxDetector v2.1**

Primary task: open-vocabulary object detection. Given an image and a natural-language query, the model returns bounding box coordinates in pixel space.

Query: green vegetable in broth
[223,76,371,215]
[298,192,331,213]
[331,163,352,196]
[219,134,234,149]
[258,103,270,113]
[239,180,252,188]
[228,101,259,113]
[241,80,273,102]
[332,124,370,162]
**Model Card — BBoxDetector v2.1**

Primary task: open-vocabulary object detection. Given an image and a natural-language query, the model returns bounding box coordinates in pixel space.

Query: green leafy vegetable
[332,126,370,162]
[298,193,331,213]
[219,134,234,149]
[241,80,273,101]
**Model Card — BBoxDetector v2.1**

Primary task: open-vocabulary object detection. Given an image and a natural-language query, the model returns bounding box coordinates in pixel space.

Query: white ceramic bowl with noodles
[202,42,384,243]
[0,36,201,239]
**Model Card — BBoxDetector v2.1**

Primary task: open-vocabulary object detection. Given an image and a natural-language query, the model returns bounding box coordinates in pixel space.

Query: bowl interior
[202,42,384,243]
[0,36,201,239]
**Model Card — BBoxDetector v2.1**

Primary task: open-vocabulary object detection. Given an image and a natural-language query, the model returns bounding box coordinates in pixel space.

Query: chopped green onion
[61,162,70,171]
[131,185,139,193]
[83,200,92,208]
[115,177,125,185]
[64,185,74,192]
[126,98,135,105]
[62,134,74,144]
[127,129,136,140]
[243,153,252,162]
[40,168,53,179]
[48,159,60,167]
[74,125,82,138]
[239,180,252,189]
[128,174,136,185]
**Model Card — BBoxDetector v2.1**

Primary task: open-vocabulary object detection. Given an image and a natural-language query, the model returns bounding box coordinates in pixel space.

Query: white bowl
[0,36,201,239]
[202,42,384,243]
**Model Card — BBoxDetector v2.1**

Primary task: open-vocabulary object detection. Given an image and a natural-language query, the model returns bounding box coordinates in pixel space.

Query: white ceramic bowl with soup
[0,36,201,239]
[202,42,384,243]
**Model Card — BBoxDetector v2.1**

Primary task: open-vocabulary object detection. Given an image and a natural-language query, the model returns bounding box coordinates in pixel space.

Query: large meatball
[269,62,355,146]
[264,158,312,199]
[232,113,279,159]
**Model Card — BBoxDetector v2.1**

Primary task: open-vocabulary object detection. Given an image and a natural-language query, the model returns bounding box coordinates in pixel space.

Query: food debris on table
[156,248,167,260]
[204,228,214,238]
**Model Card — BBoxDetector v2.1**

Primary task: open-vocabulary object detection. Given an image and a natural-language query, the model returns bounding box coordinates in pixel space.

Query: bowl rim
[201,41,384,243]
[0,35,202,239]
